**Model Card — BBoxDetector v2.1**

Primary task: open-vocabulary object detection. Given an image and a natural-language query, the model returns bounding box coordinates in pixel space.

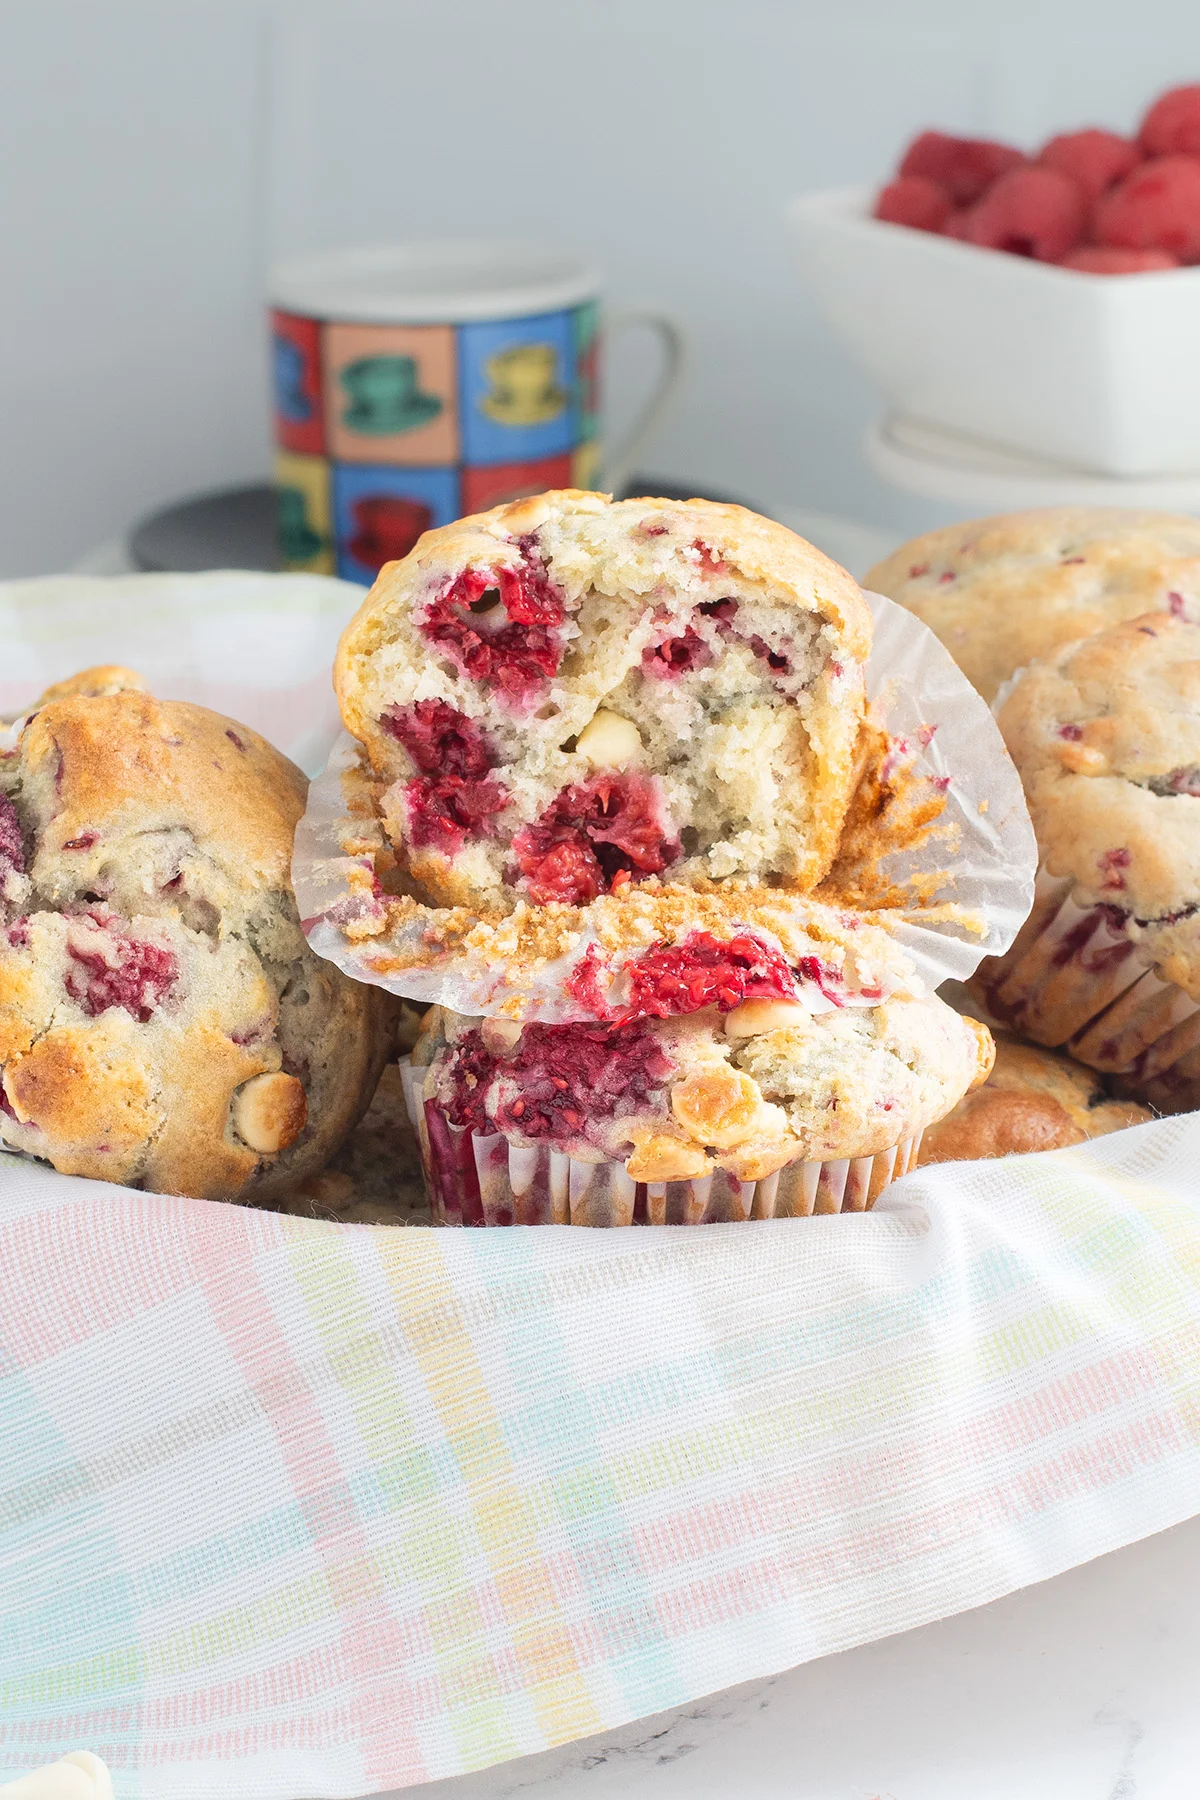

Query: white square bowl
[787,186,1200,479]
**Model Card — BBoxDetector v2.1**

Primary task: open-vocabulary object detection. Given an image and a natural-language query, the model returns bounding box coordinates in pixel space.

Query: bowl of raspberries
[788,84,1200,478]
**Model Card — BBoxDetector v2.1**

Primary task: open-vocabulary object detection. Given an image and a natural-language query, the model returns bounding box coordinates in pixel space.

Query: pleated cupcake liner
[970,868,1200,1114]
[399,1058,922,1226]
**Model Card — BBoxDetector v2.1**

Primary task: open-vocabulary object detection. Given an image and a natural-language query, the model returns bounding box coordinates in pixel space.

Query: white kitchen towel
[3,1116,1200,1798]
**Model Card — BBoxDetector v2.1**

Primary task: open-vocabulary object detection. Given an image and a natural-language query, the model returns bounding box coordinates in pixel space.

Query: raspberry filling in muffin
[381,699,509,854]
[622,930,848,1018]
[511,772,681,905]
[63,907,179,1022]
[419,538,568,708]
[443,1019,674,1140]
[0,792,25,898]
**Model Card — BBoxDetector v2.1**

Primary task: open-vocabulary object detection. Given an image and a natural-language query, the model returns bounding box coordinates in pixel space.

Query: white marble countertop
[395,1513,1200,1800]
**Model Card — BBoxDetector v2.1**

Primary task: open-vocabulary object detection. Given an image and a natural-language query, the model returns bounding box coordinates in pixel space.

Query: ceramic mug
[269,243,684,583]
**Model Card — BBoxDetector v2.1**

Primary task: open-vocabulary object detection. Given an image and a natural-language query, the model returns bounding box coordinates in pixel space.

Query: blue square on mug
[457,310,577,466]
[332,463,460,585]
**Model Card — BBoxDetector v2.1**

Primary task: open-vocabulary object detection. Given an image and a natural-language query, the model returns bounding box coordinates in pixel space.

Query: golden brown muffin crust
[866,507,1200,702]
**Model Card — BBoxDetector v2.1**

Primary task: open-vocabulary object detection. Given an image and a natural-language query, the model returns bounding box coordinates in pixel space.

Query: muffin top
[333,489,871,916]
[415,977,993,1183]
[865,507,1200,702]
[996,611,1200,992]
[1,680,395,1199]
[919,1033,1151,1166]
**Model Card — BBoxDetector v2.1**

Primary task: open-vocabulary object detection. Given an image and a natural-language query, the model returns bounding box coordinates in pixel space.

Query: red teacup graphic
[348,495,434,571]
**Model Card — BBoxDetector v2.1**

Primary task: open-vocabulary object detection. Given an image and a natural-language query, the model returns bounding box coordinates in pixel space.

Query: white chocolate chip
[500,495,551,535]
[233,1072,307,1155]
[481,1017,523,1054]
[724,998,810,1040]
[0,1758,113,1800]
[575,710,643,768]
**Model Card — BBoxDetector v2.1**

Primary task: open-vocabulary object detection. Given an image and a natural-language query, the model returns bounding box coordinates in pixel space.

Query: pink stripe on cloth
[185,1218,431,1793]
[1,1196,203,1367]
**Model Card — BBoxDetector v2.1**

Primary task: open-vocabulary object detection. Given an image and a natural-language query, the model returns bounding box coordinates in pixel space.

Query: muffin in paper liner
[979,611,1200,1114]
[397,1054,926,1226]
[394,984,993,1227]
[969,867,1200,1114]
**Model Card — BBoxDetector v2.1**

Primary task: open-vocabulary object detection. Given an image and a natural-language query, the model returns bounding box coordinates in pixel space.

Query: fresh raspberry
[1037,129,1140,204]
[624,931,800,1018]
[873,175,951,232]
[899,131,1026,207]
[381,698,493,777]
[444,1020,673,1141]
[941,209,975,241]
[964,166,1086,261]
[0,793,24,883]
[64,909,178,1022]
[512,774,681,906]
[1139,84,1200,159]
[1059,245,1178,272]
[1094,157,1200,263]
[404,775,508,855]
[419,548,567,708]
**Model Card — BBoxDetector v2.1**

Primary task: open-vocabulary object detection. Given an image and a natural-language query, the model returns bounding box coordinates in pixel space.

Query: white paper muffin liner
[293,591,1038,1020]
[970,867,1200,1114]
[398,1057,922,1226]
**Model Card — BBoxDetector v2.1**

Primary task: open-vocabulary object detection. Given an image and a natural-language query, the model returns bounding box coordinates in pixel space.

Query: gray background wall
[2,0,1198,575]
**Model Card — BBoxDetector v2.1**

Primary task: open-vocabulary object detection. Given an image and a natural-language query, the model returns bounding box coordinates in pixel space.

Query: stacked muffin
[871,506,1200,1121]
[327,489,994,1224]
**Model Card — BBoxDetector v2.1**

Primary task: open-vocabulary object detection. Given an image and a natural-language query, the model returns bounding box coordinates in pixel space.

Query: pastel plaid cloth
[3,1118,1200,1799]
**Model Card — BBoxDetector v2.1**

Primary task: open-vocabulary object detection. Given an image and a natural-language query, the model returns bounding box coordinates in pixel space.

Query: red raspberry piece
[383,700,507,855]
[381,698,494,777]
[0,793,24,884]
[1094,157,1200,263]
[964,166,1086,261]
[624,931,800,1019]
[899,131,1026,207]
[642,625,712,679]
[1139,84,1200,159]
[1097,847,1132,892]
[1037,129,1140,205]
[404,774,508,855]
[419,548,567,708]
[512,774,681,906]
[444,1020,672,1141]
[1059,246,1178,272]
[941,209,974,241]
[64,909,178,1022]
[874,175,951,233]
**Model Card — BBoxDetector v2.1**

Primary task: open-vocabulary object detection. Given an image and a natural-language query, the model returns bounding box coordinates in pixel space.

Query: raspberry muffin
[0,680,396,1198]
[866,507,1200,702]
[918,1034,1151,1166]
[402,929,994,1226]
[971,611,1200,1110]
[334,489,870,913]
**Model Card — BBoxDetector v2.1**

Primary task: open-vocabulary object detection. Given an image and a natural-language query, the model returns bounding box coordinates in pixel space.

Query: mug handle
[601,308,687,495]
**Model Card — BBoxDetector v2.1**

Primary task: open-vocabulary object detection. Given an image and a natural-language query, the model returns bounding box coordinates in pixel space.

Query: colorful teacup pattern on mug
[271,305,600,584]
